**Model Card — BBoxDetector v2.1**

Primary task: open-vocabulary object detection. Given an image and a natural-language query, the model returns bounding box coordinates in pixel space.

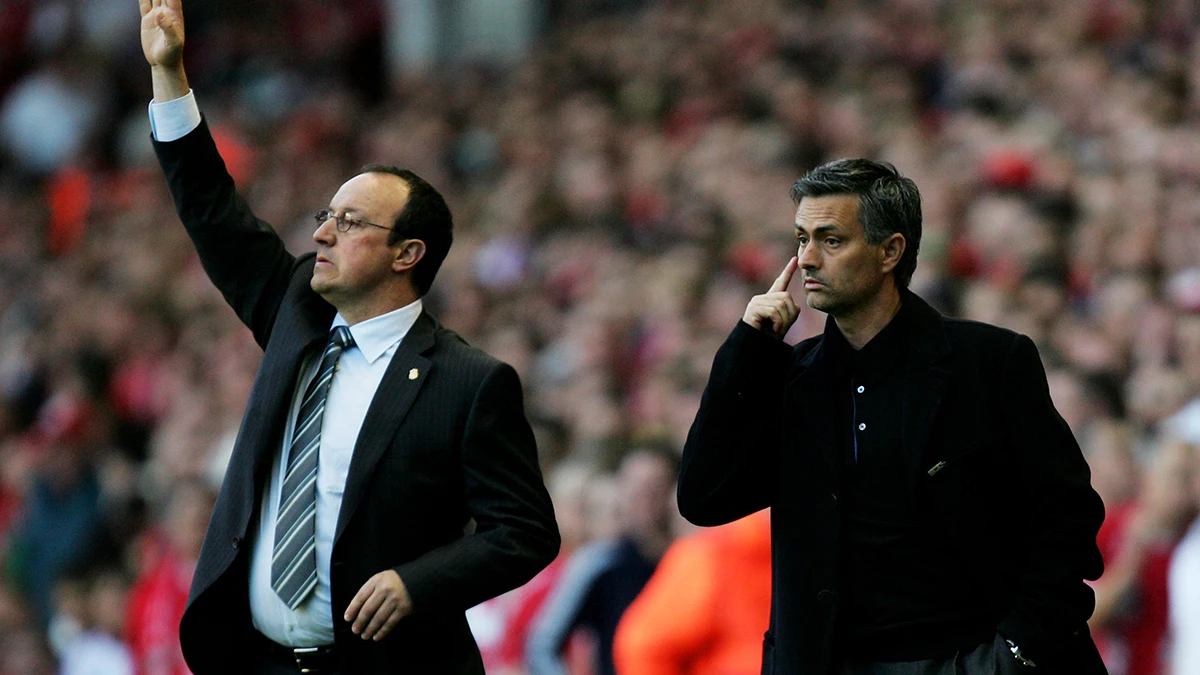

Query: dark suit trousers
[838,633,1029,675]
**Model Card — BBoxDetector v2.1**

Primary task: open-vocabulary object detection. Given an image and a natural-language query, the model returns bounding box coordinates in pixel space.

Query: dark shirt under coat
[824,301,994,661]
[678,288,1107,675]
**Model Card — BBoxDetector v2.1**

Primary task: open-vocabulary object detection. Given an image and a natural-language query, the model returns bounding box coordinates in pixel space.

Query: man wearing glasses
[139,1,559,673]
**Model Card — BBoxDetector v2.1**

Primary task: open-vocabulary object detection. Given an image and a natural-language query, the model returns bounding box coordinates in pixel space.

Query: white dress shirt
[248,304,421,645]
[1170,518,1200,675]
[150,94,424,645]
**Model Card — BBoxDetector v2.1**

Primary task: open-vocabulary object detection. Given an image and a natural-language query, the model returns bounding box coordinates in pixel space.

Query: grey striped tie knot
[271,325,354,609]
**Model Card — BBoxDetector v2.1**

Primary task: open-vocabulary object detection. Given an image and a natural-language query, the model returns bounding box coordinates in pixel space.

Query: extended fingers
[343,579,374,624]
[371,611,403,641]
[350,587,386,634]
[360,595,399,640]
[767,256,798,293]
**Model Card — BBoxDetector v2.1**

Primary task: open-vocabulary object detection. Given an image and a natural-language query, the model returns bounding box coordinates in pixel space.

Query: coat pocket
[761,631,775,675]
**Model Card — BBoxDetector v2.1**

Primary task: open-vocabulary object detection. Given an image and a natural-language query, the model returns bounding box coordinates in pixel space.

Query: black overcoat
[678,291,1106,675]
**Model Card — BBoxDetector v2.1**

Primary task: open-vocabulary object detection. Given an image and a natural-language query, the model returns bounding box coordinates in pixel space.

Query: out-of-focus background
[1,0,1199,674]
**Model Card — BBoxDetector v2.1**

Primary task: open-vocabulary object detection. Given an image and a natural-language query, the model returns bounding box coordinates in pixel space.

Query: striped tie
[271,325,354,609]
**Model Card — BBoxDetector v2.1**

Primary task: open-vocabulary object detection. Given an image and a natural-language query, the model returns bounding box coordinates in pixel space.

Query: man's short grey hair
[791,158,922,288]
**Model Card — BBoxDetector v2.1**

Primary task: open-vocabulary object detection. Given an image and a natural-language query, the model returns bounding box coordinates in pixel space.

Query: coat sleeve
[393,361,560,614]
[995,334,1106,660]
[152,120,296,347]
[677,321,795,526]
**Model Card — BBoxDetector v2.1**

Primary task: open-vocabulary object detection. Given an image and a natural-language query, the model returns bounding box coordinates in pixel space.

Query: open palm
[139,0,185,68]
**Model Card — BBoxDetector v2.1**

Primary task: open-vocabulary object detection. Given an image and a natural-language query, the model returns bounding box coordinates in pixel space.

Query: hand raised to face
[742,256,800,339]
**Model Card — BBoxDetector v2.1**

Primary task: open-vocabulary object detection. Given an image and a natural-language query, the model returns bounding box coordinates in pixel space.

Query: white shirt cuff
[148,90,202,142]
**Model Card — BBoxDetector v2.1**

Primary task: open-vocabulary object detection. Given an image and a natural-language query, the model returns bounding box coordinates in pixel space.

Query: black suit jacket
[678,291,1106,675]
[153,121,559,674]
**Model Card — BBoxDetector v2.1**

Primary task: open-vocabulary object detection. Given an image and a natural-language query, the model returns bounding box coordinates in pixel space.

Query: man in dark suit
[138,1,559,672]
[678,159,1107,675]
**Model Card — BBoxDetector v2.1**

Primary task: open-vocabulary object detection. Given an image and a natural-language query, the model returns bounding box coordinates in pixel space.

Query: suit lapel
[245,289,334,485]
[334,311,437,544]
[787,343,841,483]
[899,296,952,474]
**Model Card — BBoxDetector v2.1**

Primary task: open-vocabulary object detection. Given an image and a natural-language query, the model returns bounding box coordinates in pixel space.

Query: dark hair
[790,158,922,288]
[359,164,454,296]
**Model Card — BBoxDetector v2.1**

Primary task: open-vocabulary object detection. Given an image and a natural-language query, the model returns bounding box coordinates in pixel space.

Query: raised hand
[139,0,185,68]
[742,257,799,339]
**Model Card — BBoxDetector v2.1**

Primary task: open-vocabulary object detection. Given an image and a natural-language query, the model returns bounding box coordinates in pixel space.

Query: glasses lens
[315,210,332,225]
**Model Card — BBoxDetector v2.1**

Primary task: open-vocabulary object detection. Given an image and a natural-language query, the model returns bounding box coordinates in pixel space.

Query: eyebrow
[794,223,842,236]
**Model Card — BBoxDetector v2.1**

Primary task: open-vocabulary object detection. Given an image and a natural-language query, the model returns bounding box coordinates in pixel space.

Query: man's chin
[310,273,332,296]
[806,292,846,315]
[804,291,831,311]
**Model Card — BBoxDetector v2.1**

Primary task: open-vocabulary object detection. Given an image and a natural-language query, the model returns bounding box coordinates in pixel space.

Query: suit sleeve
[394,361,560,613]
[995,334,1106,659]
[678,321,794,526]
[152,120,296,347]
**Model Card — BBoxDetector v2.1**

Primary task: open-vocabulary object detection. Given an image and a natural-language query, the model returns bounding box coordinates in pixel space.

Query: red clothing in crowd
[126,534,194,675]
[1094,501,1172,675]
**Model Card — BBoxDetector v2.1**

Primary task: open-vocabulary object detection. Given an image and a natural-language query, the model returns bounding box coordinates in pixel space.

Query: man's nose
[313,217,336,245]
[798,242,819,268]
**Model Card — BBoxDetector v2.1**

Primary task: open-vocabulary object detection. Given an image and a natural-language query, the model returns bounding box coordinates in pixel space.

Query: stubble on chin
[804,288,832,312]
[310,270,330,295]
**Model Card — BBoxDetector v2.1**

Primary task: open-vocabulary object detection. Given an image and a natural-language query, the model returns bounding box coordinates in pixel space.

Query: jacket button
[817,590,836,606]
[232,536,241,549]
[829,493,838,508]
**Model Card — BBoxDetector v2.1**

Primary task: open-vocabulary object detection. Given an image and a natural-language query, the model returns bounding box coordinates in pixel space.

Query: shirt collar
[852,299,911,384]
[821,294,914,384]
[331,298,424,364]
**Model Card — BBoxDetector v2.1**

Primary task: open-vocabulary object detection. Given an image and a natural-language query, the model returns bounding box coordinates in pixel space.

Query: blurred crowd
[2,0,1200,674]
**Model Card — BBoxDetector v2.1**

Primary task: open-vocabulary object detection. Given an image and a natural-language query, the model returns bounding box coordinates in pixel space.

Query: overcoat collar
[897,291,952,472]
[784,289,952,482]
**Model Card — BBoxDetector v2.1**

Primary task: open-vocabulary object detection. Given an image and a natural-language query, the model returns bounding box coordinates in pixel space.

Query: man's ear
[393,239,427,274]
[879,233,906,275]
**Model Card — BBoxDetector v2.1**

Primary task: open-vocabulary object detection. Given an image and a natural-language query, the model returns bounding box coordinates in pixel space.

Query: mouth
[803,278,824,289]
[315,255,332,267]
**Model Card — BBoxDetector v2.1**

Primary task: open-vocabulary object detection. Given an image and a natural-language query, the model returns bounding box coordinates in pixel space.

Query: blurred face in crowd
[88,573,128,636]
[616,451,675,539]
[794,194,903,318]
[167,481,216,561]
[311,173,418,316]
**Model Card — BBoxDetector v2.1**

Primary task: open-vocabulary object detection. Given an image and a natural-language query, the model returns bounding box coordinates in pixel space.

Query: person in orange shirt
[613,510,771,675]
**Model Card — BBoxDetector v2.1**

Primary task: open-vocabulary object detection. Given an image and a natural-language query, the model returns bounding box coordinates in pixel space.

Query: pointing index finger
[768,256,798,293]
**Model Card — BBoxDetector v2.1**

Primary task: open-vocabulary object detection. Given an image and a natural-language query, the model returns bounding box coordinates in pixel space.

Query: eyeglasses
[314,209,394,233]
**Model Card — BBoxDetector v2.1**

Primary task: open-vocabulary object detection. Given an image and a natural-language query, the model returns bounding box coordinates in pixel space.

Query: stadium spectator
[1,0,1199,672]
[613,509,770,675]
[527,448,677,675]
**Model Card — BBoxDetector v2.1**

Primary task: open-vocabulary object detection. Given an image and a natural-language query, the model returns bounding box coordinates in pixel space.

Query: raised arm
[142,0,298,345]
